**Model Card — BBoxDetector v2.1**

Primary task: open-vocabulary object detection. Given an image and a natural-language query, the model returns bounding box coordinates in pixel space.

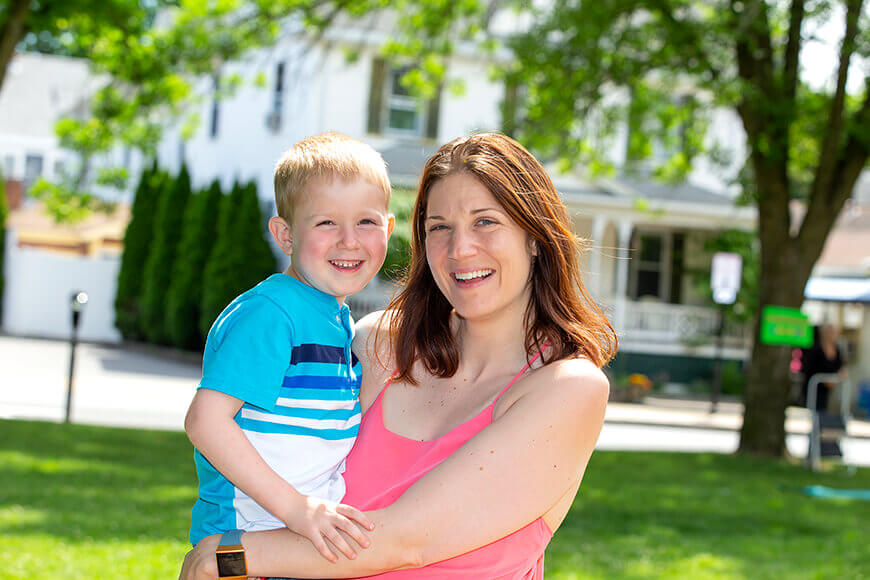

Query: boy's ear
[387,214,396,238]
[269,216,293,256]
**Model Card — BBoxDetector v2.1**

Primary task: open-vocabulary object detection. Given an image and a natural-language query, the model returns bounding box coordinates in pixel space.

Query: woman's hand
[179,535,220,580]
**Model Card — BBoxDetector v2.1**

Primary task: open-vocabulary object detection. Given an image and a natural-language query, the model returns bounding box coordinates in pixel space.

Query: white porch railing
[622,300,748,346]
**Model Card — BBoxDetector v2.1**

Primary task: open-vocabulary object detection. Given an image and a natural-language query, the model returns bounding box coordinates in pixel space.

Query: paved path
[2,335,868,466]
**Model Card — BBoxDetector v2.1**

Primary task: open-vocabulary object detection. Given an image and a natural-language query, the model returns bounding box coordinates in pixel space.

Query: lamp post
[65,291,88,423]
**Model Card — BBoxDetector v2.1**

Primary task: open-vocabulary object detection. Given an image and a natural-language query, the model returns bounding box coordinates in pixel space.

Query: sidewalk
[607,396,870,439]
[2,334,869,441]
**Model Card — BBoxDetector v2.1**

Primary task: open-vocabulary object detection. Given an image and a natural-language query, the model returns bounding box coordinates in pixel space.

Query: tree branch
[648,0,722,81]
[783,0,805,104]
[810,0,864,203]
[798,76,870,259]
[0,0,31,94]
[731,0,776,94]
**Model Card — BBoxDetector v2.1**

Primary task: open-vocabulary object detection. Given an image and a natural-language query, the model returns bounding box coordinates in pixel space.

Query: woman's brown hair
[382,133,617,382]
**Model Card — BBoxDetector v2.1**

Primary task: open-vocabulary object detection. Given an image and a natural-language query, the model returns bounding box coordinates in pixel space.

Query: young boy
[185,133,395,565]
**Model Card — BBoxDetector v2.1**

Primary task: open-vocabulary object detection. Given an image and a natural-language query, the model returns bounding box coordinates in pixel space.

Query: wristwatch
[215,529,247,580]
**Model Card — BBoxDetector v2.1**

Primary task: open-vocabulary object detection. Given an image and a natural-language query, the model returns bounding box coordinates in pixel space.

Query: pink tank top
[342,353,553,579]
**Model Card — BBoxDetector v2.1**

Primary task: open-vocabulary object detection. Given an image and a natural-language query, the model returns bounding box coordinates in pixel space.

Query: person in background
[801,324,845,412]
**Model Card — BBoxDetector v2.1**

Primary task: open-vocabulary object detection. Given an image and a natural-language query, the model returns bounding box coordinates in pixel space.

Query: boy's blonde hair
[274,132,391,221]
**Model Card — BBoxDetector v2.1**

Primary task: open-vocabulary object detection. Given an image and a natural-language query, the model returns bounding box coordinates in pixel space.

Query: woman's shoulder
[496,356,609,420]
[531,356,609,403]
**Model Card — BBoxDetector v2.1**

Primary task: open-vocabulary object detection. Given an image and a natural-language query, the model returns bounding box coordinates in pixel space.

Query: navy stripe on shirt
[290,343,359,366]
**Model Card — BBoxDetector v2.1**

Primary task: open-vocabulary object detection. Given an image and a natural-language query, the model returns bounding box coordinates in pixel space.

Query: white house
[11,20,866,395]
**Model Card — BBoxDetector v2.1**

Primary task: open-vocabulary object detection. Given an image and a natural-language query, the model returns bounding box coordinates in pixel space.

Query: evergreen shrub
[114,162,164,339]
[140,164,192,344]
[200,181,276,337]
[165,179,223,350]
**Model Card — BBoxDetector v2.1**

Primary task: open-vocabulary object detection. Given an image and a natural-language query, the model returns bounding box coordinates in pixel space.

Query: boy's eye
[359,218,377,225]
[316,220,335,226]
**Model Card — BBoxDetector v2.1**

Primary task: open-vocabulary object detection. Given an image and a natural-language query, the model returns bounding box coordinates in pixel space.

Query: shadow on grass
[547,452,870,579]
[0,419,196,543]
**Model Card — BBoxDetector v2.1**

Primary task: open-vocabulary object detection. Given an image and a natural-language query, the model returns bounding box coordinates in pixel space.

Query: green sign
[760,306,812,348]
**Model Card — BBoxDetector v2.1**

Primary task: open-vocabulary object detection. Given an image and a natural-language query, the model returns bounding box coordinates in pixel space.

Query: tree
[140,164,192,344]
[165,178,223,350]
[114,162,165,340]
[500,0,868,457]
[15,0,346,222]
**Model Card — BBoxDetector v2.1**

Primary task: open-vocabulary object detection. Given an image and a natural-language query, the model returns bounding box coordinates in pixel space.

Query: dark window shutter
[669,232,684,304]
[367,58,387,134]
[425,83,442,140]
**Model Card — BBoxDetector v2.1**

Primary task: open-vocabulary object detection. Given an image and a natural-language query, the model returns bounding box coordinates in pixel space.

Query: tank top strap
[493,343,549,401]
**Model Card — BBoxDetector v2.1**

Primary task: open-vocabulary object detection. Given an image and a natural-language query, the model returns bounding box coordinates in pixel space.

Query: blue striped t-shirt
[190,273,361,545]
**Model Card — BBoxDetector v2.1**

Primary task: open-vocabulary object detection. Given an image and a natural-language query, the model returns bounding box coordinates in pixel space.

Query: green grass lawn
[2,419,868,579]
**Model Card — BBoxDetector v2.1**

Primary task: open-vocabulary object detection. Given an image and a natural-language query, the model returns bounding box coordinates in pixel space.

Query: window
[367,58,440,140]
[266,62,285,133]
[24,154,43,191]
[209,74,220,139]
[632,232,665,299]
[628,231,687,303]
[385,68,424,135]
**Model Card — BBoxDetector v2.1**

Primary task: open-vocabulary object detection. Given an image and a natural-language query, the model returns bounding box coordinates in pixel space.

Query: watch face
[216,550,246,577]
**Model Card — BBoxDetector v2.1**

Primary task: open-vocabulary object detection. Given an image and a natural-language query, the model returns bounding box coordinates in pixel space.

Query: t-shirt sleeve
[199,295,293,411]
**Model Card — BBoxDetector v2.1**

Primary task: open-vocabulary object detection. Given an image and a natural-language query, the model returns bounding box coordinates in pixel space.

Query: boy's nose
[337,226,361,249]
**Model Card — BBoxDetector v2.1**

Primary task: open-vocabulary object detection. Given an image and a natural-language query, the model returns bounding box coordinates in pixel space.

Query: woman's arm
[180,358,608,579]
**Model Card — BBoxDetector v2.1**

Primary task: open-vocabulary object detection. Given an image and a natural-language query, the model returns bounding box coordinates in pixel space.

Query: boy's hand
[282,495,375,562]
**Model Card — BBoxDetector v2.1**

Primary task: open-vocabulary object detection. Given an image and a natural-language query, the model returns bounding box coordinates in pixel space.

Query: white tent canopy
[804,277,870,304]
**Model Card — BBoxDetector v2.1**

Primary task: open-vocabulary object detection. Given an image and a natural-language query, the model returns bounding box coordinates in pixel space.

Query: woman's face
[424,172,536,322]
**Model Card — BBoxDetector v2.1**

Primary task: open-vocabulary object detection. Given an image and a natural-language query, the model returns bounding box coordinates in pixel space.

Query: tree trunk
[738,274,804,456]
[738,191,837,456]
[0,0,31,94]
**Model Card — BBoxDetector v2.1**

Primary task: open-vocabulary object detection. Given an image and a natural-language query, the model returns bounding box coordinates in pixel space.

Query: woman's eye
[476,218,497,226]
[428,224,448,232]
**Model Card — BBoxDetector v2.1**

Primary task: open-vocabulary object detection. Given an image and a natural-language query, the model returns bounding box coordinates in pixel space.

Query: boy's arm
[184,388,372,561]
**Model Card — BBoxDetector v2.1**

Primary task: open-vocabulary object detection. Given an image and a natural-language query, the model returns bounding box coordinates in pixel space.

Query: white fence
[2,229,122,343]
[623,299,748,346]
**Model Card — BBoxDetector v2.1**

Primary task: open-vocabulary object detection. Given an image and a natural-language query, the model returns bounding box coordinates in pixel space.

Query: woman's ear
[269,216,293,256]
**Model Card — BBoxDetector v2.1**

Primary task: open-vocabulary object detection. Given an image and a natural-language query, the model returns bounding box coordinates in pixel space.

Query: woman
[181,133,617,579]
[801,324,844,412]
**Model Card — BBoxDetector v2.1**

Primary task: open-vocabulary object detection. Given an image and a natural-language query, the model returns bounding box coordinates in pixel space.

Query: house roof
[8,202,130,256]
[380,143,736,208]
[0,52,95,139]
[378,142,438,185]
[608,175,735,205]
[815,203,870,275]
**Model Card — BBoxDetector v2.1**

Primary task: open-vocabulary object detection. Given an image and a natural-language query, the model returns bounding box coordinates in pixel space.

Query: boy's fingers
[325,528,357,560]
[337,504,375,530]
[311,534,338,563]
[337,517,370,548]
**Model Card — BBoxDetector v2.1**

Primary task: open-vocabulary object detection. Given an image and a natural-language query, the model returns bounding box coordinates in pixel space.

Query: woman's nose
[448,229,476,260]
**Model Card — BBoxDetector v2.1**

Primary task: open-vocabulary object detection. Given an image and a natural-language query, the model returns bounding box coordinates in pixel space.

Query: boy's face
[277,176,394,303]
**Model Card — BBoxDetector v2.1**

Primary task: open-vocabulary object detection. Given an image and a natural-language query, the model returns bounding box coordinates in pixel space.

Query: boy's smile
[278,176,394,304]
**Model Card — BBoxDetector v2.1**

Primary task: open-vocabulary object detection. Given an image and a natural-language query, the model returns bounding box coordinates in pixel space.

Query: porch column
[613,220,633,333]
[587,216,608,297]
